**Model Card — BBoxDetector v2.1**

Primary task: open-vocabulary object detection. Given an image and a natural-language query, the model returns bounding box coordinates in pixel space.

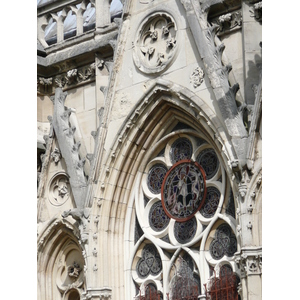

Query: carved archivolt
[133,12,178,74]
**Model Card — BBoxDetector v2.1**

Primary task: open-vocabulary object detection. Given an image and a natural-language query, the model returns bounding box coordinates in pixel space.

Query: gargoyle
[62,208,91,244]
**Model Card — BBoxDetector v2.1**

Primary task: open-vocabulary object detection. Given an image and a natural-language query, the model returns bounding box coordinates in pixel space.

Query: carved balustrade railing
[37,0,113,48]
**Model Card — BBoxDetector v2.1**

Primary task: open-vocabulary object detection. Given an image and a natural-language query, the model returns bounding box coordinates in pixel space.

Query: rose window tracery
[147,164,168,194]
[140,135,225,247]
[196,148,219,180]
[132,130,237,298]
[200,187,220,218]
[170,137,193,164]
[209,223,237,260]
[136,244,162,278]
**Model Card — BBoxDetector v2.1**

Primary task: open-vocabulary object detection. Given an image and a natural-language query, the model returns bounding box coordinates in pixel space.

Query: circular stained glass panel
[161,160,207,222]
[147,164,168,194]
[196,148,219,180]
[170,138,193,164]
[200,186,220,218]
[174,217,197,244]
[149,201,170,231]
[209,223,237,260]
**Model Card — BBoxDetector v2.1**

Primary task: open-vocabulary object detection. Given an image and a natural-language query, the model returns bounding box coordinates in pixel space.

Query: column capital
[235,247,262,277]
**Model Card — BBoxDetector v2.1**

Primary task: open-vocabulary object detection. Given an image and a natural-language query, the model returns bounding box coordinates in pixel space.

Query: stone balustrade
[37,0,114,48]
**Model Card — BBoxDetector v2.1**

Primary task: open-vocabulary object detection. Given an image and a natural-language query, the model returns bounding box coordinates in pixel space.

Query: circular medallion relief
[161,160,207,222]
[49,173,70,206]
[133,13,178,74]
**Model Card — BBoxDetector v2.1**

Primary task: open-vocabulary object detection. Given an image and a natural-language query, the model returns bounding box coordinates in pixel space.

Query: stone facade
[37,0,262,299]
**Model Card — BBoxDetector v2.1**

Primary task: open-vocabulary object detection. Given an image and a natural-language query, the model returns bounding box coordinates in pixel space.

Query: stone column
[95,0,111,28]
[235,247,262,300]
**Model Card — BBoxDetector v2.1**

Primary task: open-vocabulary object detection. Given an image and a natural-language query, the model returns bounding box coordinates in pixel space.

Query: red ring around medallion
[161,159,207,222]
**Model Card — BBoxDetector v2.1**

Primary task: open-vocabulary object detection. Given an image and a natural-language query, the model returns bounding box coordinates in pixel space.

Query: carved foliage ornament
[190,67,205,88]
[134,13,178,73]
[68,261,82,278]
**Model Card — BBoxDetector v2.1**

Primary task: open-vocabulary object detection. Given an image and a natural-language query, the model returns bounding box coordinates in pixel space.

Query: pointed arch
[37,218,86,300]
[93,79,238,299]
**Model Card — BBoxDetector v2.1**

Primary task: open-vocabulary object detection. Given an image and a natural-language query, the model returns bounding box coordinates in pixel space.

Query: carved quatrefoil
[49,173,70,206]
[133,13,178,74]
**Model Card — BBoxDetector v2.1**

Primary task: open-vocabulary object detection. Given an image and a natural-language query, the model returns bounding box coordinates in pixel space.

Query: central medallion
[161,160,207,222]
[133,12,178,74]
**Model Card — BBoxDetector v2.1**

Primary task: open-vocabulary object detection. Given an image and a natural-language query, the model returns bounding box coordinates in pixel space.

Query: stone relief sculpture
[133,13,178,73]
[68,261,82,278]
[190,66,205,88]
[51,147,62,164]
[62,208,91,245]
[49,174,70,206]
[210,11,242,35]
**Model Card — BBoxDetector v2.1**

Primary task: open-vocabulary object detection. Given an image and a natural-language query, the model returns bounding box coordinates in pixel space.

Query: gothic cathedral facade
[37,0,262,299]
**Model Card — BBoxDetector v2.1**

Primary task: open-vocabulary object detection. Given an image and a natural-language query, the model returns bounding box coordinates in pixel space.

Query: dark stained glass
[200,186,220,218]
[162,160,206,221]
[170,138,193,164]
[197,148,219,180]
[147,164,168,194]
[209,223,237,260]
[136,244,162,278]
[149,201,170,231]
[174,218,197,244]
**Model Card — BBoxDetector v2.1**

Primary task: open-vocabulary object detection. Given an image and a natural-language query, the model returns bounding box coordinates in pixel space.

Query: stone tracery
[132,129,237,296]
[133,13,178,73]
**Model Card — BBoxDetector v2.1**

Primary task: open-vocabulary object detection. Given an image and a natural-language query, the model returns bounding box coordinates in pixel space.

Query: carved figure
[68,261,82,278]
[62,208,90,244]
[51,147,61,164]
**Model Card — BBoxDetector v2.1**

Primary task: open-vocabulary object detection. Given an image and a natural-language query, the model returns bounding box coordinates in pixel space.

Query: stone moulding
[38,62,100,94]
[133,12,179,74]
[52,88,87,208]
[180,0,248,170]
[83,287,112,300]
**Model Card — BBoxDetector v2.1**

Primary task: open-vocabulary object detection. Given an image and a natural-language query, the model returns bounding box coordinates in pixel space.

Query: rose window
[140,135,224,247]
[132,131,237,298]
